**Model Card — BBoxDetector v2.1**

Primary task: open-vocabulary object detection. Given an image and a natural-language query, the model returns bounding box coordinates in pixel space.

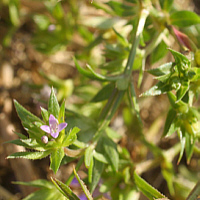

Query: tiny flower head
[41,135,48,144]
[40,114,67,138]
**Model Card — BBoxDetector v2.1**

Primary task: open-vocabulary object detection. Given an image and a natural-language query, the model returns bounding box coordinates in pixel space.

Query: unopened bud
[41,135,48,144]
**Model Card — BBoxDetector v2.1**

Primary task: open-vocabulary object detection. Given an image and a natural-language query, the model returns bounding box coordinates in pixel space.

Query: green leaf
[91,83,115,102]
[93,151,109,164]
[14,100,43,128]
[58,100,65,123]
[150,41,168,64]
[84,145,94,168]
[147,62,173,77]
[62,127,80,147]
[159,0,173,11]
[185,133,195,164]
[23,188,66,200]
[116,76,129,90]
[13,131,28,139]
[9,0,20,26]
[186,181,200,200]
[112,28,128,46]
[170,11,200,27]
[134,172,166,200]
[48,88,60,119]
[101,136,119,172]
[176,82,189,102]
[141,81,171,97]
[41,107,49,123]
[51,178,80,200]
[177,128,186,164]
[73,168,93,200]
[106,1,136,17]
[7,150,52,160]
[50,148,65,174]
[163,108,177,137]
[14,179,53,189]
[90,159,104,193]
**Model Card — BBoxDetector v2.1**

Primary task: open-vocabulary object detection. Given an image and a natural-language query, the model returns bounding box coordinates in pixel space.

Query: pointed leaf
[48,88,60,119]
[91,83,115,102]
[163,108,177,137]
[147,62,173,77]
[7,150,52,160]
[141,81,171,97]
[185,133,195,164]
[84,145,94,168]
[13,179,54,189]
[102,136,119,172]
[62,127,80,147]
[51,178,80,200]
[134,172,166,200]
[90,159,104,193]
[41,107,49,123]
[50,148,65,174]
[73,168,93,200]
[177,128,186,164]
[176,82,189,102]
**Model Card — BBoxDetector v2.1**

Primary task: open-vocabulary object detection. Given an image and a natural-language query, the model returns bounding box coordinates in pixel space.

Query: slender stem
[124,7,149,76]
[186,181,200,200]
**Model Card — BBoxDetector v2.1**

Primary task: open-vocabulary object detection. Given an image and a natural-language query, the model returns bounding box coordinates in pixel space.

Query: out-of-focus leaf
[50,148,65,174]
[91,83,115,102]
[101,136,119,172]
[48,88,60,119]
[84,145,94,168]
[93,151,109,164]
[112,28,129,46]
[159,0,173,11]
[33,15,50,30]
[7,150,52,160]
[51,178,79,200]
[9,0,20,26]
[150,41,168,64]
[106,1,136,17]
[163,108,177,137]
[73,168,93,200]
[90,159,104,193]
[134,172,166,200]
[170,11,200,27]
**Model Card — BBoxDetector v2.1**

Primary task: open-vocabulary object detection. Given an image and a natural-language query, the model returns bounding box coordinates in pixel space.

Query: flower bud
[41,135,48,144]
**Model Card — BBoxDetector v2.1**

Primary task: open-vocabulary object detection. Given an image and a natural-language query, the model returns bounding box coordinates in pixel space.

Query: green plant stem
[124,6,149,76]
[186,181,200,200]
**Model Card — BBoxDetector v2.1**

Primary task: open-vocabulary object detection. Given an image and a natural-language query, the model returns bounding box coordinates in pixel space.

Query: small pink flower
[40,114,67,138]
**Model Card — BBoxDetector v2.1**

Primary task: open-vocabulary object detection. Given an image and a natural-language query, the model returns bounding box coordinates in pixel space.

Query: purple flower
[40,114,67,138]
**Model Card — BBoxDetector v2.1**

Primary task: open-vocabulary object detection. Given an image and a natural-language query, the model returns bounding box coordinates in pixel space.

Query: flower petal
[49,114,57,125]
[51,131,59,138]
[40,125,51,134]
[58,123,68,132]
